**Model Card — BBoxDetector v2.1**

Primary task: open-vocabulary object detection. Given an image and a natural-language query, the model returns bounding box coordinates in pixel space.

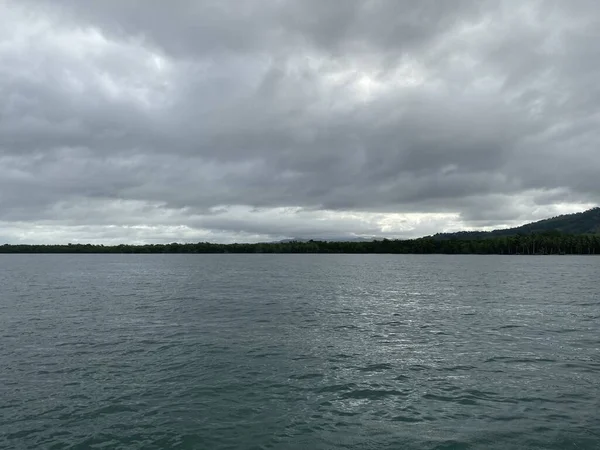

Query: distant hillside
[276,237,375,243]
[434,207,600,240]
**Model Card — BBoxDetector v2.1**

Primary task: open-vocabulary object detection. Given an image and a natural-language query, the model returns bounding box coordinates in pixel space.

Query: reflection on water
[1,254,599,449]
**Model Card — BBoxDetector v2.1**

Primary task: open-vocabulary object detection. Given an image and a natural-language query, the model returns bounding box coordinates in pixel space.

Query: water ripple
[1,254,599,449]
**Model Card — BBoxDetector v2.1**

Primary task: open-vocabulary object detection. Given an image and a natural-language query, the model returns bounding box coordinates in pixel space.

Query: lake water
[1,254,599,449]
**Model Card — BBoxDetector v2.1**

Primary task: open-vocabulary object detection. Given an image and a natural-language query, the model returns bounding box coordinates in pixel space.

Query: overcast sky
[1,1,598,244]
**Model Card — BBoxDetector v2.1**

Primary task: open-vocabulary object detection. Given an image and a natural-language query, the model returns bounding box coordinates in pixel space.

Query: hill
[275,237,375,243]
[433,207,600,240]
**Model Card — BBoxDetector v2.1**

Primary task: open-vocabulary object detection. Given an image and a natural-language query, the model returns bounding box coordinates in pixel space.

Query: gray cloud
[0,0,599,243]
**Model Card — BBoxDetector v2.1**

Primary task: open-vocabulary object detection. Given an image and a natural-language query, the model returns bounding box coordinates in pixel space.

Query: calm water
[1,254,599,449]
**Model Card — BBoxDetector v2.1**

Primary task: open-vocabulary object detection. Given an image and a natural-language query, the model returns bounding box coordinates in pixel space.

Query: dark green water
[1,254,599,449]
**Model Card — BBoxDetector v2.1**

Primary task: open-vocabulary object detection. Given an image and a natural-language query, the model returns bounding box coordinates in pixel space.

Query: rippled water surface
[1,254,599,449]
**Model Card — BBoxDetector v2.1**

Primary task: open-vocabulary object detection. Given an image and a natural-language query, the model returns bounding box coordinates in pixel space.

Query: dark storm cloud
[1,1,599,242]
[21,0,485,58]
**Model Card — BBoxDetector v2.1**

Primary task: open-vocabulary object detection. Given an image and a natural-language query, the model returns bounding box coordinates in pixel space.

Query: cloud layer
[1,1,598,243]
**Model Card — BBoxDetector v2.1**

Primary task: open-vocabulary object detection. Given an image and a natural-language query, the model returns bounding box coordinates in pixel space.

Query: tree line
[1,231,599,254]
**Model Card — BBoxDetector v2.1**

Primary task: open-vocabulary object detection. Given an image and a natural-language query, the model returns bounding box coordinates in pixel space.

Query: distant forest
[1,231,599,254]
[3,208,599,255]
